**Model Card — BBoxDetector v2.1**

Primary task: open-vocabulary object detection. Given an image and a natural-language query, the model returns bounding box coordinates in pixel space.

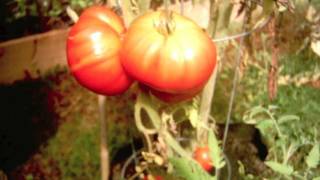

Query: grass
[43,115,100,180]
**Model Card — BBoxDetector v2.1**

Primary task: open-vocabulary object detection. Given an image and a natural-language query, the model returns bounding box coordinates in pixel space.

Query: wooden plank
[0,29,69,84]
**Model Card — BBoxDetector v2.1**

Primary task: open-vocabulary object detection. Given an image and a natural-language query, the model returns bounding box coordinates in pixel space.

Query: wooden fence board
[0,29,69,84]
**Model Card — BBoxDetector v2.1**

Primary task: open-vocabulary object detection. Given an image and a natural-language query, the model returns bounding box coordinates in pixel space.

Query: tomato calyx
[154,11,176,36]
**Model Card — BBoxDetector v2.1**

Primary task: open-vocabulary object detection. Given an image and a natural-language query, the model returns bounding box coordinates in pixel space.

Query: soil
[217,124,270,178]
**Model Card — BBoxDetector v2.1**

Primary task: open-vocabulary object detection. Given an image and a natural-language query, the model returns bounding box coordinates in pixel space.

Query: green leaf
[208,131,225,169]
[136,93,161,129]
[278,115,300,124]
[311,41,320,57]
[265,161,293,175]
[169,157,214,180]
[163,131,190,158]
[256,119,273,137]
[252,0,274,29]
[238,161,246,173]
[216,1,233,30]
[249,106,267,118]
[306,144,319,168]
[238,161,255,180]
[313,177,320,180]
[243,106,268,124]
[170,157,198,180]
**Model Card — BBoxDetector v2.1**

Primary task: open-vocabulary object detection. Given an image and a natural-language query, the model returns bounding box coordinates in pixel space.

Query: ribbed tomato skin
[139,83,198,103]
[120,11,217,94]
[79,6,126,35]
[66,7,132,95]
[150,88,199,103]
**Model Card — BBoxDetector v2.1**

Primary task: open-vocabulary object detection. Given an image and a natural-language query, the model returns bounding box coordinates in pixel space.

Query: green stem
[303,168,310,179]
[283,143,295,164]
[208,0,219,37]
[134,103,158,134]
[265,110,283,137]
[136,93,190,158]
[292,172,305,180]
[163,131,191,158]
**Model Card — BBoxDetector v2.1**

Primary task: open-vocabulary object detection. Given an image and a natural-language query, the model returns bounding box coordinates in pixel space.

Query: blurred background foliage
[0,0,93,41]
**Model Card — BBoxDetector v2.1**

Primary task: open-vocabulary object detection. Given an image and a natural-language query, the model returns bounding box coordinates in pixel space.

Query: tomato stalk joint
[155,11,176,36]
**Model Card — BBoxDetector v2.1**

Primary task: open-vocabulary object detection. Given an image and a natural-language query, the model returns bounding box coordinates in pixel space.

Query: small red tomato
[67,7,132,95]
[79,6,126,35]
[194,146,213,171]
[143,174,163,180]
[121,11,217,94]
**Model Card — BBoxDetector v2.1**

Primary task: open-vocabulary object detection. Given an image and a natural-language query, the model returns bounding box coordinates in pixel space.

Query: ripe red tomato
[139,83,196,103]
[150,89,198,103]
[79,6,126,35]
[121,11,216,94]
[140,84,198,103]
[67,7,132,95]
[193,146,213,171]
[143,174,163,180]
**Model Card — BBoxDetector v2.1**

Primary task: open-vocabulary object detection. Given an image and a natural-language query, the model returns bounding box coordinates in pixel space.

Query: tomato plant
[193,146,213,172]
[121,11,217,95]
[67,6,132,95]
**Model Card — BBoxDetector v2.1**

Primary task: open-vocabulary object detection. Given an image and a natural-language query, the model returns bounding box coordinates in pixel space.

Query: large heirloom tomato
[121,11,217,95]
[67,6,132,95]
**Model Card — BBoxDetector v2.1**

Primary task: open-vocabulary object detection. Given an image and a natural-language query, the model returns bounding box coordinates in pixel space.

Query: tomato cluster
[67,6,217,102]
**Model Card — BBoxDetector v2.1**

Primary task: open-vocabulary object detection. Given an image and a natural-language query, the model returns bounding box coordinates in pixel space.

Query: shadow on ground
[0,74,60,173]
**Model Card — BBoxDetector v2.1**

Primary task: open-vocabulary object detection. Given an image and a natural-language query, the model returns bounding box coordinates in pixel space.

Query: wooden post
[98,95,109,180]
